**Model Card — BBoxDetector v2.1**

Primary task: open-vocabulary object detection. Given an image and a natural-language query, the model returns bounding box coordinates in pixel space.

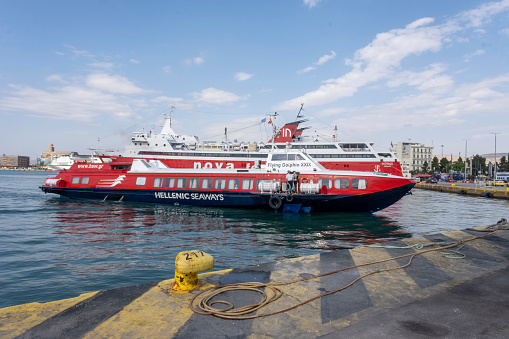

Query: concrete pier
[415,182,509,199]
[1,221,509,338]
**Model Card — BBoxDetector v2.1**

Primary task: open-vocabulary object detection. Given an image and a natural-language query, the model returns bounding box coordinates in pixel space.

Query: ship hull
[41,182,414,213]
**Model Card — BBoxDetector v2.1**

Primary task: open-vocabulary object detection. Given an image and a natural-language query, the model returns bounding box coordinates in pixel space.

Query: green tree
[471,154,487,176]
[453,156,464,172]
[499,156,508,172]
[439,157,450,173]
[431,156,440,173]
[422,160,430,173]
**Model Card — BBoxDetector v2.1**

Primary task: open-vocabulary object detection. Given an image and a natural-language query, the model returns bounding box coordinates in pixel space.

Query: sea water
[0,171,508,308]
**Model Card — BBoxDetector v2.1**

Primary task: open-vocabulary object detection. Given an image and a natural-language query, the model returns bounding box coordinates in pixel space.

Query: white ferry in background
[94,110,403,176]
[48,153,94,171]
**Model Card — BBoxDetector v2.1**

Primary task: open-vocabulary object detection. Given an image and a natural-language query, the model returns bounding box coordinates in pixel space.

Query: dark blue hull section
[41,183,415,213]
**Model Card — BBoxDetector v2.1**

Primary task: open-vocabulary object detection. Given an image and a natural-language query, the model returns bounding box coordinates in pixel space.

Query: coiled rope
[190,219,509,320]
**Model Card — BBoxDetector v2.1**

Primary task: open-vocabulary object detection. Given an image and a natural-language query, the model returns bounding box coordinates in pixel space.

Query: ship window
[352,179,367,189]
[272,154,287,161]
[241,179,254,190]
[215,178,226,189]
[228,179,240,190]
[176,178,187,188]
[334,178,349,189]
[318,179,332,189]
[136,177,147,186]
[164,178,175,188]
[286,154,305,161]
[81,177,89,184]
[189,178,199,189]
[71,177,80,184]
[201,178,213,189]
[153,177,163,188]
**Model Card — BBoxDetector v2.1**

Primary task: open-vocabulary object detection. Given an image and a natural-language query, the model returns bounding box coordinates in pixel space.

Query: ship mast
[296,103,304,119]
[270,112,278,151]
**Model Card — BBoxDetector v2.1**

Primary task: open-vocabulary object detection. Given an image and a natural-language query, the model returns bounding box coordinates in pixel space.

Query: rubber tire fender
[269,196,283,210]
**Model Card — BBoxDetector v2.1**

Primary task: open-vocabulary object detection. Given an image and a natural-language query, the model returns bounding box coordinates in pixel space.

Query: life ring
[269,196,282,209]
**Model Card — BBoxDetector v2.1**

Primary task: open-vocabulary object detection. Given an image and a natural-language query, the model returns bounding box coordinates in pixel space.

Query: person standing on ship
[286,170,294,192]
[292,171,299,193]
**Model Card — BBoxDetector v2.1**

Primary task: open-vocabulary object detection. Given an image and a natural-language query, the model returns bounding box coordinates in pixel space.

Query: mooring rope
[189,218,508,320]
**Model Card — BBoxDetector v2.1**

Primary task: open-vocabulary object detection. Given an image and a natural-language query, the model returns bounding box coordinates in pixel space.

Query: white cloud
[63,44,95,58]
[386,63,452,93]
[277,1,509,110]
[456,0,509,28]
[152,96,183,104]
[0,71,151,122]
[185,56,204,65]
[323,72,509,138]
[162,65,172,73]
[298,51,336,74]
[316,51,336,65]
[234,72,253,81]
[297,66,316,74]
[130,59,140,64]
[86,73,147,94]
[191,88,243,105]
[463,49,485,62]
[89,62,114,70]
[303,0,321,9]
[281,18,444,108]
[46,74,68,84]
[0,83,136,122]
[500,28,509,37]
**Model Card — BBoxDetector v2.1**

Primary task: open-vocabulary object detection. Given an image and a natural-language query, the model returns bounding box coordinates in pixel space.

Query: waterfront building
[2,154,30,168]
[40,144,73,161]
[390,142,434,173]
[496,172,509,181]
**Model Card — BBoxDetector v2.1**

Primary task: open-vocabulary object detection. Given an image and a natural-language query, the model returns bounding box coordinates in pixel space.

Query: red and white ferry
[94,111,403,176]
[41,150,415,213]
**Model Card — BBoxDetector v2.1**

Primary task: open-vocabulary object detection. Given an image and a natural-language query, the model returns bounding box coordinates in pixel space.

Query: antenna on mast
[296,103,304,119]
[169,103,176,127]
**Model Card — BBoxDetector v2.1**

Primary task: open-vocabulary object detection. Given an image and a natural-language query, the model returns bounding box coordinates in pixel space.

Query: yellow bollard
[173,250,214,291]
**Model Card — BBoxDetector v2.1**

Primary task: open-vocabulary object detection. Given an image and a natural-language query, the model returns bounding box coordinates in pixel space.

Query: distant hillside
[435,152,508,163]
[481,153,509,158]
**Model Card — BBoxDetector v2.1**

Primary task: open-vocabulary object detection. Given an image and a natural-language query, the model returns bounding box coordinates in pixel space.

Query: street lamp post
[440,144,444,175]
[463,139,470,180]
[491,132,500,179]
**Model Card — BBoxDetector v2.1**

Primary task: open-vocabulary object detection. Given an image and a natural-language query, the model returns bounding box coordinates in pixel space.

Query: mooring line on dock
[189,218,509,320]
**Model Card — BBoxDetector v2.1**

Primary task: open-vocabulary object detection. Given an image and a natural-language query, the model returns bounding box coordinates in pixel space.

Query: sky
[1,0,508,161]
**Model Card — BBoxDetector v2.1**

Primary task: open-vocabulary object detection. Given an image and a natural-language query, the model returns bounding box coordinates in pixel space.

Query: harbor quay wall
[1,222,509,338]
[415,182,509,200]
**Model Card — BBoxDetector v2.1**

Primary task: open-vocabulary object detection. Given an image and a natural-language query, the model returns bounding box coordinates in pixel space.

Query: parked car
[426,178,438,184]
[486,180,508,187]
